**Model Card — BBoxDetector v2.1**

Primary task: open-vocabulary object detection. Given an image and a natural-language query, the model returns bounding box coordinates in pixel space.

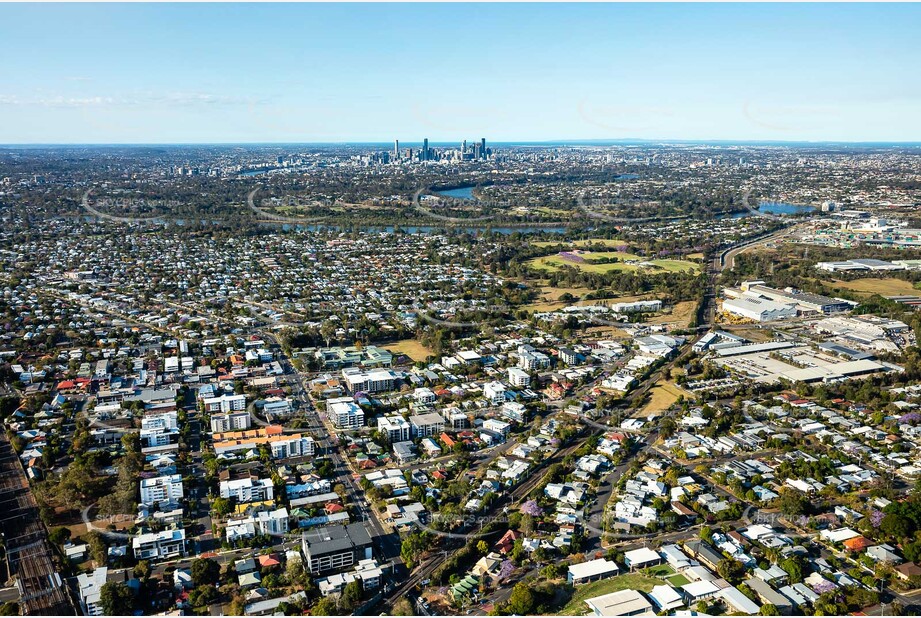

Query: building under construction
[0,433,75,615]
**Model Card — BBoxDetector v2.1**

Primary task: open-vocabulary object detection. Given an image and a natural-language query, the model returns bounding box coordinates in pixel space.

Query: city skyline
[2,3,921,144]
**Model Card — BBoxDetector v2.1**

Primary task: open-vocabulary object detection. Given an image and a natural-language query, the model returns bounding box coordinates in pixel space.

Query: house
[568,558,620,585]
[895,562,921,581]
[584,589,654,616]
[746,577,793,615]
[683,539,724,571]
[680,580,720,604]
[719,586,761,615]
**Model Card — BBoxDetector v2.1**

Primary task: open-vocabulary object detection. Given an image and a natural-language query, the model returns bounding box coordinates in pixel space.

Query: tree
[778,489,809,517]
[717,558,746,583]
[760,603,779,616]
[313,596,338,616]
[99,582,133,616]
[506,583,536,615]
[477,540,489,554]
[133,560,152,581]
[191,557,221,587]
[780,556,804,584]
[341,580,363,611]
[48,526,71,546]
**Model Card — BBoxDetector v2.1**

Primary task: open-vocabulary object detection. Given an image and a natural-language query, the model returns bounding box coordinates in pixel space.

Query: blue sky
[1,3,920,144]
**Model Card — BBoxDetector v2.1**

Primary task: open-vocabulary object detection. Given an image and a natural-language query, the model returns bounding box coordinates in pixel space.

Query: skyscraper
[423,138,429,161]
[394,140,399,160]
[481,138,487,160]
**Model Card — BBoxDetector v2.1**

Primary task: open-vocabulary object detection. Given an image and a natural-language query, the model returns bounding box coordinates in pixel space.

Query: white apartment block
[139,474,184,508]
[327,397,365,429]
[483,381,507,405]
[409,412,445,438]
[132,528,186,561]
[377,415,411,443]
[518,345,550,370]
[501,401,528,423]
[341,367,397,393]
[210,410,251,433]
[219,478,275,503]
[507,367,531,388]
[141,410,179,431]
[203,393,247,414]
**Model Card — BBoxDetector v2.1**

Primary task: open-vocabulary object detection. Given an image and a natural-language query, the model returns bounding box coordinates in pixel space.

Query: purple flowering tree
[521,500,543,517]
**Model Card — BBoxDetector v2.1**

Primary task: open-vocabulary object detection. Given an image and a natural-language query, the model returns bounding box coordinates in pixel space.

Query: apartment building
[132,528,186,561]
[409,412,445,437]
[377,415,411,443]
[301,523,374,575]
[139,474,184,508]
[219,477,275,503]
[212,425,315,459]
[507,367,531,388]
[203,393,247,414]
[327,397,365,429]
[210,410,251,433]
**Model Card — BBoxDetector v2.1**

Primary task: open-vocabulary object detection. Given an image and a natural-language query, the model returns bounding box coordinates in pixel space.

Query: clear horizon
[2,3,920,144]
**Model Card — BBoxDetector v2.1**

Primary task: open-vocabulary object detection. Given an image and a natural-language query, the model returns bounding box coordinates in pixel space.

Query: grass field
[560,573,661,615]
[527,252,699,275]
[384,338,434,362]
[638,382,687,416]
[667,574,691,587]
[825,277,919,297]
[644,564,675,577]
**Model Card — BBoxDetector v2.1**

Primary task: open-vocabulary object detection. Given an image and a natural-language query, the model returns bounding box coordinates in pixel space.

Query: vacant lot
[638,381,687,416]
[559,573,661,615]
[826,277,918,297]
[384,339,433,362]
[647,300,698,327]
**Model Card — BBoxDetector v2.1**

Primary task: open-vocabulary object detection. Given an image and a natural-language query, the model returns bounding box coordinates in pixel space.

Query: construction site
[0,432,75,615]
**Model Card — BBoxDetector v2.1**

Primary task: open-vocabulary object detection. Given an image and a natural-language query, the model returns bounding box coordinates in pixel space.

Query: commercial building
[722,296,797,322]
[341,367,398,393]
